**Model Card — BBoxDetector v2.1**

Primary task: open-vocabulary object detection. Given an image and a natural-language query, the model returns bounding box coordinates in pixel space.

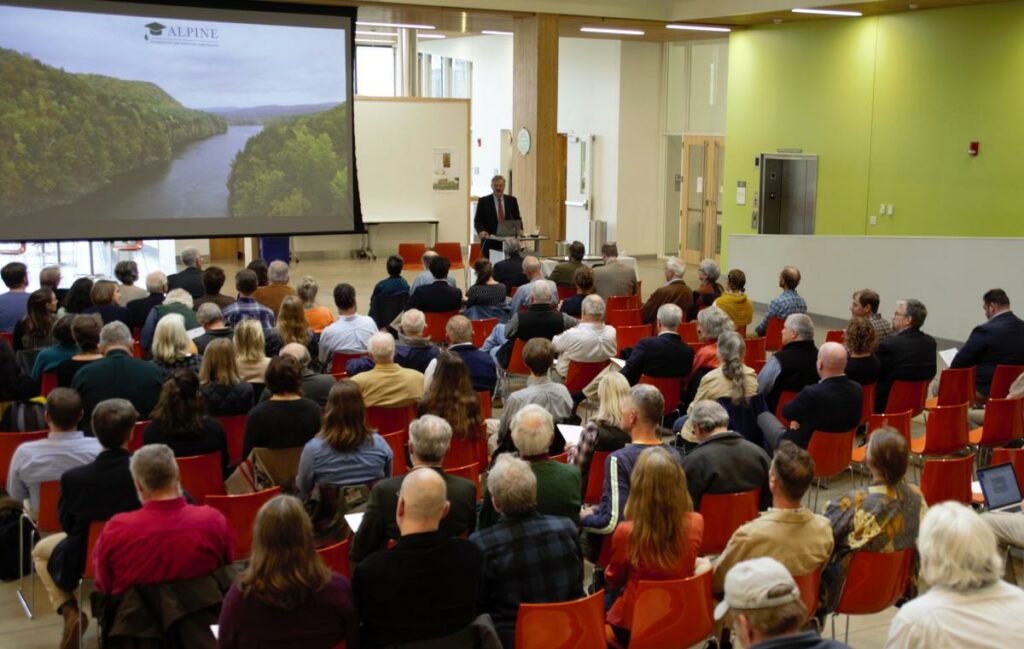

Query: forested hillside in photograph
[0,47,227,217]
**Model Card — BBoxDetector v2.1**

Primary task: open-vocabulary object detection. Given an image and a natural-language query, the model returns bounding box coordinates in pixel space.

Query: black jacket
[71,349,165,435]
[474,193,521,237]
[83,303,132,327]
[780,376,863,448]
[407,280,463,313]
[126,293,164,331]
[193,327,233,355]
[143,417,230,475]
[493,255,527,293]
[167,267,204,300]
[199,381,254,417]
[767,339,820,412]
[876,327,937,412]
[621,332,694,385]
[508,305,568,342]
[681,431,772,511]
[951,311,1024,396]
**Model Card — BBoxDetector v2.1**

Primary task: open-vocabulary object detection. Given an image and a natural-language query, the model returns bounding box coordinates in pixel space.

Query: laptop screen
[978,463,1022,510]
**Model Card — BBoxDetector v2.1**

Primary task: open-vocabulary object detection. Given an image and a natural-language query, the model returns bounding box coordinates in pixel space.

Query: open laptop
[977,463,1023,513]
[495,218,523,237]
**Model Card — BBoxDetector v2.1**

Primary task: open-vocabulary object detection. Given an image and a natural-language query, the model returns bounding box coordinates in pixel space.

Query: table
[541,255,639,280]
[360,218,440,260]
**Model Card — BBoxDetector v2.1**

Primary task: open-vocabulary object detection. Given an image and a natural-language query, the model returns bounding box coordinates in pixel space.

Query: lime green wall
[722,2,1024,260]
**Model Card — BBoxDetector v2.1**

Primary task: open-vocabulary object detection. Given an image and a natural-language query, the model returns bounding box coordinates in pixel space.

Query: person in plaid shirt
[222,269,275,329]
[849,288,893,341]
[754,266,807,336]
[471,454,583,648]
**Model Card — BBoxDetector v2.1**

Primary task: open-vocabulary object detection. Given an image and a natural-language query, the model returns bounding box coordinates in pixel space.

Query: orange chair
[699,489,761,555]
[39,372,58,397]
[677,321,699,344]
[687,341,707,353]
[736,325,747,337]
[128,420,147,451]
[434,242,465,271]
[565,359,610,394]
[615,325,650,355]
[825,329,845,344]
[853,410,913,466]
[885,379,930,418]
[806,430,856,510]
[381,430,409,476]
[76,521,105,645]
[765,317,786,352]
[606,309,642,328]
[629,571,714,649]
[969,396,1024,449]
[397,243,427,271]
[584,451,611,504]
[794,566,824,621]
[551,452,569,463]
[131,339,143,359]
[424,310,459,343]
[317,538,352,578]
[207,487,282,560]
[921,454,974,506]
[557,285,576,301]
[16,480,63,617]
[217,415,248,466]
[744,336,766,364]
[992,448,1024,492]
[514,589,605,649]
[859,383,876,426]
[447,462,482,500]
[505,338,530,377]
[926,366,976,410]
[774,390,800,429]
[477,390,492,419]
[607,295,639,311]
[832,549,914,643]
[0,429,48,486]
[990,364,1024,399]
[177,452,226,504]
[750,359,767,374]
[469,242,482,265]
[638,375,683,415]
[471,318,498,348]
[0,331,13,348]
[910,402,969,458]
[330,352,366,377]
[367,404,416,436]
[444,433,487,471]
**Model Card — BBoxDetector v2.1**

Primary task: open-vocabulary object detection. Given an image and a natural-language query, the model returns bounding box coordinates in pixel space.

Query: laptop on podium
[978,463,1023,513]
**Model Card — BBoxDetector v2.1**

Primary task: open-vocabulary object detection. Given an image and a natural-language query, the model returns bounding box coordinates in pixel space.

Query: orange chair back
[40,372,58,397]
[131,339,143,359]
[469,242,482,265]
[794,566,823,620]
[825,329,845,344]
[317,538,352,578]
[736,325,747,337]
[973,397,1024,447]
[447,463,481,500]
[921,455,974,506]
[551,452,569,463]
[866,410,913,445]
[929,367,977,408]
[607,295,638,311]
[774,390,800,428]
[556,286,576,301]
[750,359,767,374]
[807,430,856,479]
[638,375,683,414]
[615,325,650,355]
[330,352,366,376]
[990,364,1024,399]
[566,359,610,393]
[367,404,416,435]
[83,520,106,581]
[859,383,876,425]
[606,309,642,328]
[915,402,969,456]
[207,486,282,561]
[506,339,530,376]
[177,452,226,504]
[381,430,409,476]
[630,571,714,649]
[514,589,605,649]
[36,480,62,533]
[744,336,766,364]
[992,448,1024,493]
[434,242,465,270]
[397,243,427,271]
[635,281,643,300]
[471,318,498,348]
[0,429,48,485]
[128,420,147,451]
[477,390,492,419]
[218,415,247,466]
[835,549,914,615]
[886,380,929,418]
[677,321,699,344]
[444,433,487,472]
[765,317,785,352]
[584,451,610,504]
[0,331,12,348]
[424,310,459,343]
[699,489,761,555]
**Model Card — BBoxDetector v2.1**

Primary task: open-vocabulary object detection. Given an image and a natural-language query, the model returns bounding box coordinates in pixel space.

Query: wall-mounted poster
[432,147,460,191]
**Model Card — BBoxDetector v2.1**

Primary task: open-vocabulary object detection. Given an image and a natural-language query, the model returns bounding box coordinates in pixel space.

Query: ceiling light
[791,8,863,17]
[417,33,446,39]
[481,30,513,36]
[666,24,731,33]
[356,21,436,30]
[355,39,397,45]
[580,26,645,36]
[355,30,396,37]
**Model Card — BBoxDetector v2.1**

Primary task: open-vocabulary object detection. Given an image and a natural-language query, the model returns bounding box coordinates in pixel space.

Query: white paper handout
[345,512,364,533]
[558,424,584,447]
[609,357,626,369]
[939,348,958,368]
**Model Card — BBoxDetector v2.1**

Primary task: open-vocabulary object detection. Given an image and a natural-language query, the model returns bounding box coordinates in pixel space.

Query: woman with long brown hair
[418,351,481,442]
[265,295,316,358]
[604,446,704,645]
[143,368,229,474]
[13,287,56,351]
[217,495,358,649]
[296,380,393,500]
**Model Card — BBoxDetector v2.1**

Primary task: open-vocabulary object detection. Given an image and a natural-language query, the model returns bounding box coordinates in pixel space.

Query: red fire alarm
[969,141,979,156]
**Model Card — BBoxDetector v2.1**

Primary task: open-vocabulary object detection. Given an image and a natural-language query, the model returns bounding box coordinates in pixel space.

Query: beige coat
[679,365,758,442]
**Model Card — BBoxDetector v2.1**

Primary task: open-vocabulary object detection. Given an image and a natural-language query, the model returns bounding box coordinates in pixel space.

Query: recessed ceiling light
[791,8,863,17]
[355,39,397,45]
[580,26,645,36]
[665,24,731,33]
[417,33,446,39]
[356,21,436,30]
[355,30,396,37]
[481,30,514,36]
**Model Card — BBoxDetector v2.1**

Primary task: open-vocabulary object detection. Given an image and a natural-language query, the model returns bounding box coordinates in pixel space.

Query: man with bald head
[757,341,863,450]
[353,467,483,646]
[350,331,424,407]
[754,265,807,337]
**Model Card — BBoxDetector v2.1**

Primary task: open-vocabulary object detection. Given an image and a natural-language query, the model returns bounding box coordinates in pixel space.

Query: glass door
[680,135,725,264]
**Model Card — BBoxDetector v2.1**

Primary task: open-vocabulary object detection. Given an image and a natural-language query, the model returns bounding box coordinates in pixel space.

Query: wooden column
[512,14,560,257]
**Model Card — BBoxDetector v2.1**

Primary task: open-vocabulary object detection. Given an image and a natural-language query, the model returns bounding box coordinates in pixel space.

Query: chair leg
[15,515,37,619]
[844,614,851,645]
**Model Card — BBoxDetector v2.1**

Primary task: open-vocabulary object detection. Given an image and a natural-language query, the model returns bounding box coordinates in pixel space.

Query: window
[355,45,395,97]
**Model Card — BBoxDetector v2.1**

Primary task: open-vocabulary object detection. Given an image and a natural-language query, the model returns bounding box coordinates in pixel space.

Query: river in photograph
[30,124,263,221]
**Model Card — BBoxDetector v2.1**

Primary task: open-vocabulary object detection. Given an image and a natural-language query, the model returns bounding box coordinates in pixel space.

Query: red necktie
[498,197,505,223]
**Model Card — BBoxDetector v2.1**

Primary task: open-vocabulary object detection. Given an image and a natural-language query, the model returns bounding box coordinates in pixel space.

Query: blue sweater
[581,442,683,534]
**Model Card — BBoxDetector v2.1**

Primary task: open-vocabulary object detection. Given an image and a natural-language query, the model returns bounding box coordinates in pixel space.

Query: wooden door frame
[679,135,725,264]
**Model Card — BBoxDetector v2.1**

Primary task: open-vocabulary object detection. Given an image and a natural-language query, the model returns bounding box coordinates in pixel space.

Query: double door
[679,135,724,265]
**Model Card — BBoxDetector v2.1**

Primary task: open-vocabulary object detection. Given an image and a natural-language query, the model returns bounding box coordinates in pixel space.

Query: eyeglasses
[894,312,908,318]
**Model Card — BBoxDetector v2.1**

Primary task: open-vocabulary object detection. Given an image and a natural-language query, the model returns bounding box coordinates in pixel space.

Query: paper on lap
[558,424,584,447]
[345,512,364,533]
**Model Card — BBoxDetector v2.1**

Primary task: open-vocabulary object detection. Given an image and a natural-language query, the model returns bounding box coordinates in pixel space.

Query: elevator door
[758,154,817,235]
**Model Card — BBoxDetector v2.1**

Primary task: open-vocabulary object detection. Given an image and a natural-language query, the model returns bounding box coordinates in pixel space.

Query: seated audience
[677,331,758,448]
[500,281,576,367]
[193,302,233,355]
[297,275,335,333]
[72,322,164,434]
[407,255,462,313]
[149,313,201,379]
[689,258,724,320]
[418,352,482,442]
[83,279,130,327]
[493,238,528,293]
[687,305,735,389]
[243,355,322,458]
[425,315,497,393]
[549,240,586,287]
[198,338,255,417]
[140,287,199,351]
[218,495,358,649]
[758,342,863,450]
[875,298,937,412]
[167,246,205,299]
[350,331,424,408]
[551,294,616,378]
[58,277,95,320]
[754,266,807,337]
[264,343,336,407]
[569,372,632,494]
[111,263,144,306]
[31,314,77,380]
[222,269,276,329]
[0,261,30,333]
[758,313,819,412]
[886,502,1024,649]
[681,400,771,511]
[317,282,378,366]
[640,256,692,325]
[621,303,694,386]
[844,317,881,386]
[0,337,35,402]
[509,255,557,313]
[349,309,439,376]
[13,287,55,352]
[350,415,477,565]
[950,288,1024,399]
[297,380,392,500]
[850,288,893,341]
[234,319,270,385]
[254,260,296,315]
[192,265,236,311]
[143,369,229,474]
[409,249,457,295]
[125,272,164,330]
[354,468,482,647]
[471,454,582,648]
[494,338,572,452]
[466,258,508,307]
[820,428,926,614]
[713,442,833,595]
[39,265,68,304]
[371,255,410,301]
[92,444,232,593]
[560,265,596,319]
[264,295,315,358]
[593,242,636,299]
[31,398,141,648]
[715,269,754,330]
[248,258,270,287]
[606,447,704,645]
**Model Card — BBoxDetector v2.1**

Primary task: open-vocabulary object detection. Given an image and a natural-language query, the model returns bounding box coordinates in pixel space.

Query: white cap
[713,557,801,621]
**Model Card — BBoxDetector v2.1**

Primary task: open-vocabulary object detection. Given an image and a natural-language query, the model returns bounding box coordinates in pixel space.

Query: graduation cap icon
[145,22,166,36]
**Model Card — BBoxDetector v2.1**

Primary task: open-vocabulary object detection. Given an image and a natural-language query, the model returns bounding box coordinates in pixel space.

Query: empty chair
[606,309,642,328]
[744,337,767,365]
[677,321,699,344]
[925,366,977,410]
[765,317,785,352]
[434,242,465,271]
[471,318,498,348]
[832,549,914,643]
[207,486,282,560]
[699,489,761,555]
[990,364,1024,399]
[885,379,930,418]
[397,243,427,271]
[615,325,650,355]
[628,571,714,649]
[825,330,845,344]
[423,310,460,344]
[910,402,969,458]
[514,589,606,649]
[852,410,913,466]
[920,455,974,506]
[806,430,856,511]
[176,452,226,504]
[316,538,352,578]
[969,396,1024,450]
[565,359,611,394]
[607,295,639,311]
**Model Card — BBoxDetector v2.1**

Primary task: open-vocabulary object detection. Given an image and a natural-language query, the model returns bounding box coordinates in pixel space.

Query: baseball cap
[713,557,801,621]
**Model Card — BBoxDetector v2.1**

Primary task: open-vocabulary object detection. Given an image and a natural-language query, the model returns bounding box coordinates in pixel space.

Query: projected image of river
[33,125,263,221]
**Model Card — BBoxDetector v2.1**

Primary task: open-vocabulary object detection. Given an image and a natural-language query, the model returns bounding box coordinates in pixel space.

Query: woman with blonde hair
[150,313,200,379]
[569,372,632,494]
[234,319,270,385]
[217,494,358,649]
[198,338,254,417]
[605,446,704,645]
[297,276,334,333]
[265,295,316,357]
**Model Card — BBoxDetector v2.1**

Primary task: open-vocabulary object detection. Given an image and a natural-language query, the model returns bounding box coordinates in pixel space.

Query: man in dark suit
[406,255,462,313]
[492,239,528,293]
[72,322,164,435]
[641,257,694,325]
[876,298,937,412]
[349,415,477,566]
[423,315,497,393]
[166,246,204,299]
[126,271,167,331]
[474,174,521,257]
[757,313,820,413]
[34,398,141,646]
[621,303,694,385]
[951,289,1024,398]
[758,342,863,449]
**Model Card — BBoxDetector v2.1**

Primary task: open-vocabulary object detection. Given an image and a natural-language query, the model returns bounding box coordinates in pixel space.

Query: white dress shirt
[6,431,102,512]
[551,322,617,377]
[884,580,1024,649]
[317,313,379,364]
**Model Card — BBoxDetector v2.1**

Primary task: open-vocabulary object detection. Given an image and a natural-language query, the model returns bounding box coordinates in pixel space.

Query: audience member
[593,242,637,299]
[950,288,1024,399]
[351,331,424,407]
[193,302,233,354]
[125,272,165,330]
[92,444,232,593]
[408,255,463,313]
[423,314,496,393]
[409,249,457,295]
[471,454,582,648]
[551,294,616,378]
[234,319,270,385]
[83,279,130,326]
[844,317,881,386]
[56,314,103,387]
[820,429,926,613]
[264,295,315,357]
[242,355,322,458]
[418,352,482,442]
[354,468,483,647]
[13,287,56,351]
[886,502,1024,649]
[263,343,336,407]
[31,315,77,380]
[677,331,758,448]
[605,447,704,645]
[317,282,377,365]
[681,400,771,510]
[72,322,164,434]
[150,313,201,379]
[715,269,754,330]
[754,266,807,337]
[500,281,576,367]
[758,313,819,412]
[549,240,586,287]
[32,398,141,648]
[198,338,255,417]
[620,303,694,386]
[0,336,35,401]
[466,258,508,307]
[570,372,632,495]
[493,238,528,293]
[58,277,94,319]
[480,405,581,528]
[247,258,269,287]
[371,255,410,301]
[349,309,439,377]
[713,442,833,595]
[143,369,229,474]
[875,298,937,412]
[253,260,296,315]
[297,275,335,333]
[218,495,357,649]
[166,246,205,299]
[39,265,68,304]
[687,305,735,389]
[640,256,693,325]
[758,342,863,450]
[494,338,572,452]
[222,269,276,329]
[297,380,392,500]
[689,258,724,320]
[984,502,1024,588]
[193,266,236,311]
[0,261,30,333]
[850,288,893,341]
[140,287,199,351]
[560,265,595,319]
[350,415,477,564]
[508,255,557,312]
